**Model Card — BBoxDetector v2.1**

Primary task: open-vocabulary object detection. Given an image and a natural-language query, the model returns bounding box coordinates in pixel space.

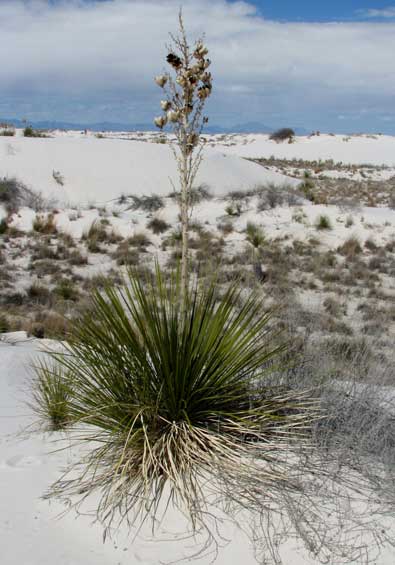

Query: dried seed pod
[167,110,180,123]
[154,115,167,129]
[166,53,182,69]
[154,75,168,88]
[160,100,172,111]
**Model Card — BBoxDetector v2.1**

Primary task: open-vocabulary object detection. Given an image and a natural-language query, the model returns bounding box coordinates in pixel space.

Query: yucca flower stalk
[154,11,212,299]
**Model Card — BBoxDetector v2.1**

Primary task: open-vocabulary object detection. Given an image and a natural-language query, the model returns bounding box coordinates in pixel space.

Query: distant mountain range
[0,117,309,136]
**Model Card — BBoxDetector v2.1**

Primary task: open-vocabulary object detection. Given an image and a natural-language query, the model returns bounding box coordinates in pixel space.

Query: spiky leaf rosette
[44,267,323,553]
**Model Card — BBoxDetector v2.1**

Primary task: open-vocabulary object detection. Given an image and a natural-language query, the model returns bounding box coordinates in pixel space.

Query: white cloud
[0,0,394,129]
[361,7,395,18]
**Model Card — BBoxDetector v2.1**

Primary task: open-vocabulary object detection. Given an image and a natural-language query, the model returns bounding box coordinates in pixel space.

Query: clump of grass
[146,217,170,234]
[128,232,151,249]
[30,360,74,431]
[345,215,354,227]
[82,220,110,253]
[111,242,140,266]
[0,314,9,333]
[0,127,15,136]
[54,279,79,302]
[32,213,57,235]
[338,235,362,259]
[245,221,265,249]
[315,214,332,230]
[126,194,164,213]
[23,126,49,138]
[27,282,52,306]
[0,217,8,234]
[217,220,234,235]
[269,127,295,142]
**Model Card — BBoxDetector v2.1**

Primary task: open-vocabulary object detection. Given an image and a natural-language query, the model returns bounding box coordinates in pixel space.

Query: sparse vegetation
[126,194,164,213]
[269,127,295,142]
[23,126,49,138]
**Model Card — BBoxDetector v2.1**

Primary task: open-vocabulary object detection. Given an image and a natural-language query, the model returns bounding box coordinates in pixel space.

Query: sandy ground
[0,131,298,206]
[208,132,395,166]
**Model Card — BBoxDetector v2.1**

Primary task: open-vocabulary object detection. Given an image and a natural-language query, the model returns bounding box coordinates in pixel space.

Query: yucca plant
[31,359,74,431]
[42,267,318,541]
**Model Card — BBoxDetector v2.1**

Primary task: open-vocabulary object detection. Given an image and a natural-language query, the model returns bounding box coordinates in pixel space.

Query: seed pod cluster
[153,39,212,131]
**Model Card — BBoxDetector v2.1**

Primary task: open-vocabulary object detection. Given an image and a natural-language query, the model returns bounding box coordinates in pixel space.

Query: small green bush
[338,236,362,258]
[269,128,295,142]
[31,360,74,431]
[0,128,15,137]
[246,221,265,248]
[54,279,79,302]
[23,126,48,138]
[146,217,170,234]
[0,314,9,333]
[0,218,8,234]
[315,214,332,230]
[127,194,164,213]
[32,213,57,234]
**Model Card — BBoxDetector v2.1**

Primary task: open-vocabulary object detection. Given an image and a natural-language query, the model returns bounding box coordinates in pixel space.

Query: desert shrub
[171,183,212,206]
[364,237,378,251]
[30,360,74,431]
[0,314,9,333]
[54,279,79,302]
[217,220,234,235]
[128,232,151,249]
[345,215,354,227]
[189,231,225,264]
[0,217,8,234]
[146,217,170,234]
[23,126,48,138]
[188,183,212,205]
[245,222,265,249]
[269,127,295,142]
[127,194,164,213]
[111,242,140,266]
[225,201,243,216]
[0,177,25,213]
[42,267,334,556]
[28,311,70,340]
[68,249,88,266]
[2,291,25,306]
[315,214,332,230]
[338,236,362,259]
[256,184,282,210]
[323,296,346,317]
[299,179,315,202]
[32,213,57,235]
[82,221,109,253]
[0,127,15,136]
[27,283,52,306]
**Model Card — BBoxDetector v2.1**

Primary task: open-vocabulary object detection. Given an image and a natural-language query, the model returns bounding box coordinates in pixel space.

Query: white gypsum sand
[0,130,298,206]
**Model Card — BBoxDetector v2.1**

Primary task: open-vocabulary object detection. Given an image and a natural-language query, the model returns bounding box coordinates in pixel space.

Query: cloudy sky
[1,0,395,133]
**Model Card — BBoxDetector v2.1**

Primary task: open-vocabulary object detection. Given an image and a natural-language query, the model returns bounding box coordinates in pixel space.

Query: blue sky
[247,0,395,21]
[0,1,395,133]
